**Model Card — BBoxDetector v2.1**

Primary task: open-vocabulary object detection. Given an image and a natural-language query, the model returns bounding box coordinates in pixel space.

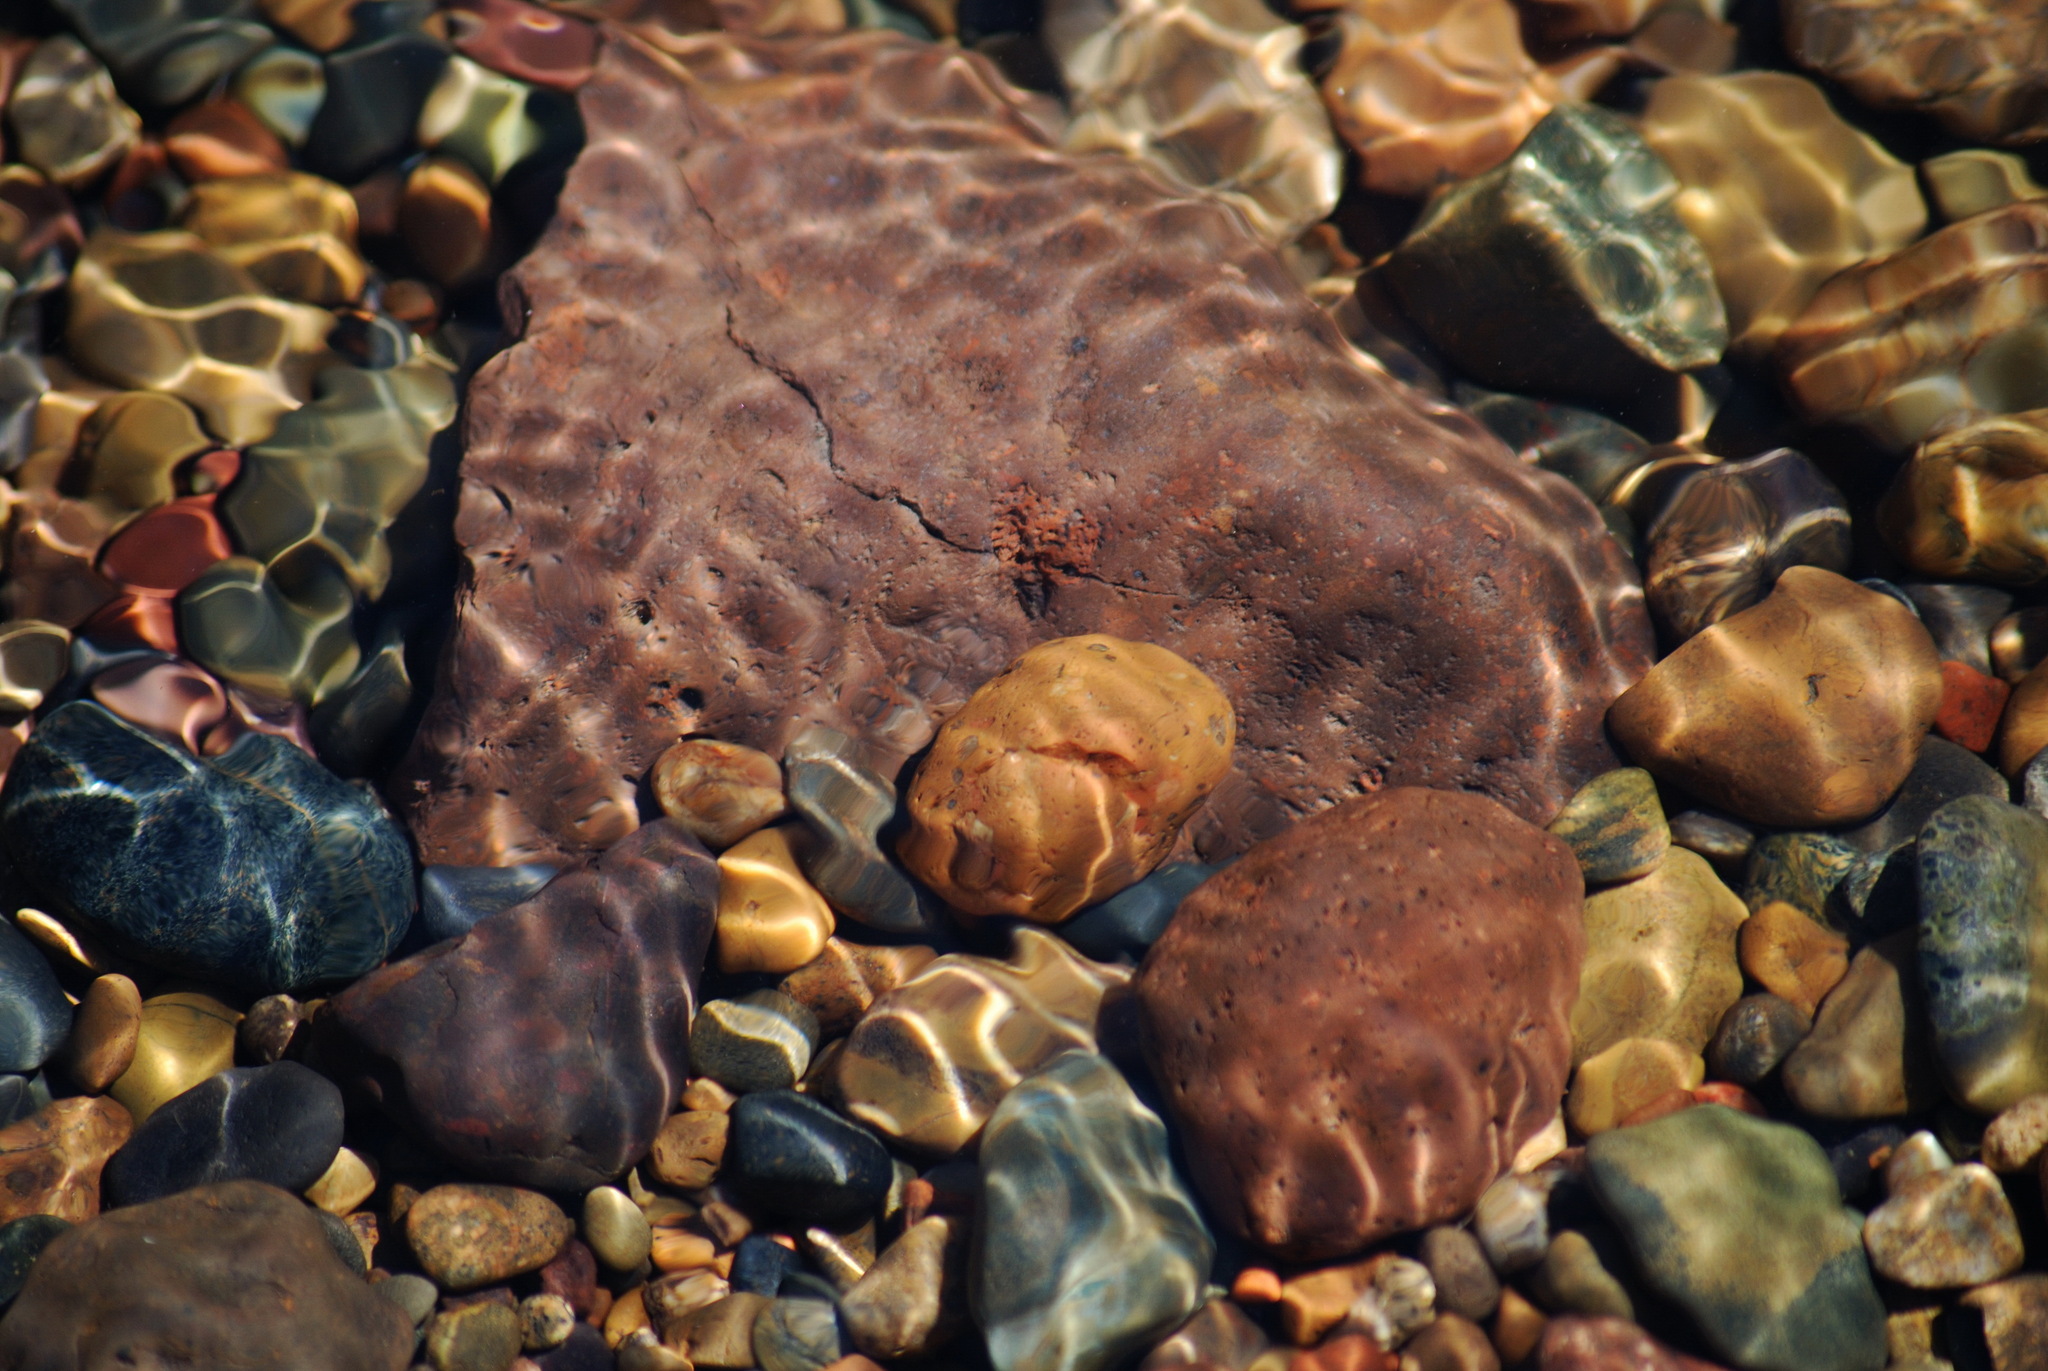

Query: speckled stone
[0,703,414,994]
[406,1184,573,1292]
[1420,1226,1500,1323]
[778,940,937,1037]
[841,1215,969,1360]
[1917,795,2048,1111]
[690,991,819,1095]
[1864,1163,2022,1288]
[653,739,787,850]
[974,1052,1211,1371]
[1962,1274,2048,1371]
[1546,768,1668,886]
[1983,1093,2048,1171]
[1586,1106,1886,1371]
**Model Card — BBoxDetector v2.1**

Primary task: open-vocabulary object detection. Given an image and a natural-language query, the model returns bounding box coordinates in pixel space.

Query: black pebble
[102,1062,345,1208]
[730,1233,796,1296]
[1057,862,1220,963]
[0,921,69,1075]
[0,1215,68,1309]
[727,1090,892,1225]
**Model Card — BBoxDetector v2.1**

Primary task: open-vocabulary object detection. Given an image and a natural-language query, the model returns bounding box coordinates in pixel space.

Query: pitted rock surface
[392,28,1653,868]
[1133,786,1584,1260]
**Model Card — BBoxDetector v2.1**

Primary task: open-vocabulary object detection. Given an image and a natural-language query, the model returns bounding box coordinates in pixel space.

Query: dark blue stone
[417,863,558,944]
[0,921,68,1074]
[101,1062,345,1209]
[731,1232,796,1296]
[1058,863,1219,963]
[51,0,272,106]
[0,1215,68,1311]
[0,702,415,994]
[727,1090,892,1226]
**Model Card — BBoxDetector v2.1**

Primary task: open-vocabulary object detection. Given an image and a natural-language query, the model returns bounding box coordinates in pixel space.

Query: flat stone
[1135,787,1582,1259]
[1706,994,1811,1088]
[1863,1163,2022,1288]
[1609,567,1943,829]
[1961,1274,2048,1371]
[654,739,787,851]
[673,1293,773,1368]
[715,827,835,975]
[1983,1093,2048,1171]
[899,635,1234,922]
[691,991,819,1095]
[1782,934,1936,1119]
[389,31,1652,872]
[1587,1106,1885,1371]
[974,1052,1211,1371]
[780,726,930,936]
[1546,768,1669,886]
[0,917,69,1075]
[108,991,238,1123]
[0,1180,413,1369]
[1917,795,2048,1110]
[318,820,715,1190]
[51,0,270,106]
[778,940,936,1037]
[448,0,597,91]
[727,1089,892,1226]
[178,171,365,306]
[407,1184,573,1292]
[1738,901,1850,1018]
[835,926,1127,1156]
[102,1061,343,1208]
[0,702,415,994]
[1573,847,1747,1065]
[0,1097,131,1225]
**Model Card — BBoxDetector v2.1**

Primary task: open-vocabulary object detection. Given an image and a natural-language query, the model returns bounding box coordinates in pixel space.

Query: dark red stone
[538,1237,602,1316]
[1936,658,2009,753]
[97,496,234,596]
[1540,1316,1728,1370]
[315,819,716,1190]
[390,30,1653,870]
[1134,787,1584,1260]
[0,1180,414,1370]
[77,594,179,653]
[449,0,599,90]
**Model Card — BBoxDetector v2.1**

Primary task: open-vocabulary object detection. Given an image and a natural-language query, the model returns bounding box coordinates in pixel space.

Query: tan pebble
[1234,1267,1283,1304]
[648,1111,728,1191]
[108,991,239,1123]
[779,938,937,1037]
[698,1200,751,1248]
[1608,567,1942,828]
[1572,848,1747,1065]
[1489,1287,1546,1367]
[602,1285,651,1349]
[1865,1164,2024,1289]
[1885,1305,1940,1367]
[583,1185,653,1272]
[674,1292,771,1366]
[1983,1093,2048,1172]
[56,973,140,1093]
[618,1328,693,1370]
[840,1215,968,1359]
[304,1145,377,1215]
[1566,1037,1705,1137]
[405,1184,574,1292]
[1738,900,1850,1018]
[653,738,787,849]
[1402,1311,1500,1371]
[680,1078,737,1113]
[1278,1257,1380,1346]
[899,634,1235,922]
[715,825,835,974]
[1781,933,1936,1119]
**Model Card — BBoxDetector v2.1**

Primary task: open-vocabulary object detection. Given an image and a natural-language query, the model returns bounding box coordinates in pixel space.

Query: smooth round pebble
[581,1185,652,1272]
[1546,767,1669,885]
[427,1300,524,1371]
[1419,1225,1499,1322]
[101,1061,345,1208]
[235,994,304,1067]
[1473,1175,1549,1275]
[55,973,140,1093]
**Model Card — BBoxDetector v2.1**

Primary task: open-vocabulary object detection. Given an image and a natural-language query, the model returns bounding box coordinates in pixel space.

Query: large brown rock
[315,819,716,1190]
[1132,787,1584,1260]
[390,28,1652,868]
[0,1180,414,1370]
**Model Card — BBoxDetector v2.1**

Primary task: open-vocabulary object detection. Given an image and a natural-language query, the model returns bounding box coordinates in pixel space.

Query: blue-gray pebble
[417,863,558,945]
[973,1051,1211,1371]
[727,1090,891,1226]
[754,1296,844,1371]
[1058,863,1219,962]
[0,702,415,994]
[0,921,70,1074]
[101,1062,345,1209]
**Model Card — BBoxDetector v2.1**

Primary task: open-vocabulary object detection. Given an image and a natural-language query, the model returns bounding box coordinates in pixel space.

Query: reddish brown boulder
[1133,788,1583,1261]
[1539,1316,1728,1370]
[390,28,1652,869]
[314,820,716,1190]
[0,1180,414,1370]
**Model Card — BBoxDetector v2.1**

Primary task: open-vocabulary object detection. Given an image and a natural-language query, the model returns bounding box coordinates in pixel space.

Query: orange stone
[165,99,289,181]
[1935,658,2011,752]
[0,1097,133,1224]
[97,496,234,596]
[1738,900,1851,1019]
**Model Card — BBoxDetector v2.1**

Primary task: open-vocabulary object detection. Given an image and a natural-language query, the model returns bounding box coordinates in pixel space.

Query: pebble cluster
[4,2,2048,1371]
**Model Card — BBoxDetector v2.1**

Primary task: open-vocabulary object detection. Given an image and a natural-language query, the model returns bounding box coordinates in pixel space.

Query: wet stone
[835,926,1126,1156]
[755,1296,843,1371]
[1782,933,1935,1119]
[0,1077,48,1131]
[102,1061,343,1208]
[51,0,271,107]
[1420,1226,1500,1322]
[1983,1094,2048,1172]
[233,45,326,147]
[521,1293,576,1351]
[179,172,368,307]
[581,1185,651,1273]
[417,54,558,187]
[1057,860,1217,963]
[0,1097,132,1225]
[1961,1274,2048,1371]
[1881,1130,1952,1192]
[1537,1316,1721,1371]
[0,1180,414,1369]
[648,1109,728,1190]
[1457,384,1652,507]
[163,97,289,182]
[235,994,304,1066]
[1706,994,1811,1089]
[1377,103,1726,405]
[728,1090,891,1226]
[5,36,139,188]
[1739,901,1851,1019]
[1138,1297,1269,1371]
[304,1144,375,1214]
[418,863,558,945]
[653,738,787,850]
[427,1300,524,1371]
[407,1184,573,1292]
[54,973,138,1094]
[1923,148,2047,223]
[378,1271,440,1325]
[840,1214,968,1360]
[785,726,928,936]
[1547,768,1668,887]
[715,827,835,975]
[109,991,238,1123]
[1883,410,2048,585]
[1864,1163,2022,1288]
[0,1214,68,1311]
[1528,1231,1632,1321]
[71,390,210,519]
[1840,736,2009,856]
[1572,846,1747,1064]
[974,1052,1211,1371]
[0,623,69,718]
[1567,1036,1704,1137]
[305,27,450,185]
[399,154,497,289]
[1783,0,2048,145]
[732,1232,797,1296]
[1917,796,2048,1111]
[1586,1106,1886,1371]
[0,917,70,1076]
[1905,583,2011,677]
[1935,659,2011,753]
[0,702,415,994]
[778,939,936,1038]
[448,0,599,91]
[691,991,819,1095]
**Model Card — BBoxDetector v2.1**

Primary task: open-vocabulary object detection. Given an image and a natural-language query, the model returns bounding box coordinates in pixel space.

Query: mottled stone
[0,702,415,993]
[1916,795,2048,1111]
[648,1110,729,1190]
[408,1184,573,1292]
[1056,0,1338,242]
[428,1300,524,1371]
[716,827,835,974]
[836,927,1124,1155]
[1586,1107,1886,1371]
[522,1293,577,1351]
[1567,1036,1705,1136]
[1537,1317,1723,1371]
[842,1215,968,1360]
[974,1052,1210,1371]
[55,973,138,1094]
[902,635,1233,922]
[1609,568,1943,829]
[391,31,1652,871]
[726,1089,892,1225]
[1377,104,1725,405]
[1706,995,1812,1088]
[1739,903,1849,1019]
[1573,847,1747,1065]
[1643,451,1853,643]
[1782,934,1935,1120]
[0,1180,413,1369]
[1863,1163,2022,1288]
[1983,1093,2048,1171]
[108,991,237,1123]
[1136,787,1582,1260]
[653,739,786,850]
[1528,1231,1631,1321]
[1962,1275,2048,1371]
[0,1098,131,1225]
[1546,768,1667,886]
[4,37,139,188]
[1783,0,2048,145]
[1778,201,2048,453]
[779,939,936,1037]
[691,991,819,1094]
[320,820,716,1190]
[102,1061,343,1208]
[1639,72,1926,361]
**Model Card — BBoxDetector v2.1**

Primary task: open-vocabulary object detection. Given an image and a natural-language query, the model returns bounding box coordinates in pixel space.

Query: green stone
[1587,1106,1885,1371]
[1742,831,1859,925]
[177,552,360,705]
[1378,104,1727,404]
[232,47,326,149]
[416,55,557,187]
[1547,767,1669,885]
